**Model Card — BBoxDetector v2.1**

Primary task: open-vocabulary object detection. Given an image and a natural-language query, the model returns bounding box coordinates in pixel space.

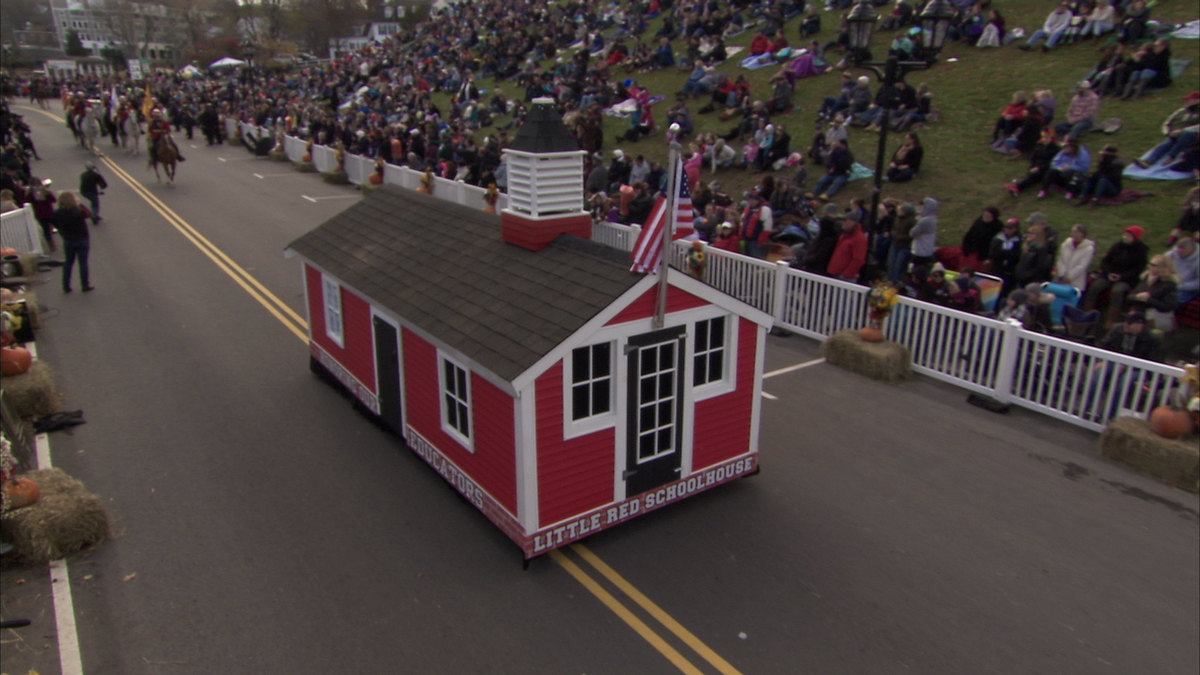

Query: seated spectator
[711,220,742,253]
[888,30,915,59]
[767,73,795,115]
[885,132,923,183]
[1076,145,1123,204]
[1120,38,1171,100]
[1082,225,1149,325]
[976,9,1007,47]
[950,267,984,312]
[816,72,856,123]
[1022,139,1091,199]
[1081,0,1116,39]
[814,139,853,199]
[857,80,916,130]
[627,182,655,225]
[1018,3,1073,52]
[707,137,738,172]
[749,30,772,56]
[1054,223,1097,292]
[1172,186,1200,246]
[1055,82,1100,140]
[1131,91,1200,169]
[891,82,934,132]
[997,289,1037,328]
[1116,0,1150,45]
[991,91,1029,145]
[1005,129,1062,196]
[1165,237,1198,305]
[1088,44,1130,98]
[1127,254,1179,329]
[800,9,822,38]
[920,263,956,306]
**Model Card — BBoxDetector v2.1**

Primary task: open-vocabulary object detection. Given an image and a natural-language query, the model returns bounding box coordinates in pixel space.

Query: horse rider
[147,109,186,165]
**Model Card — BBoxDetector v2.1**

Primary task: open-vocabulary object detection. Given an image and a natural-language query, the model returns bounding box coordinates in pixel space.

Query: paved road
[2,104,1197,675]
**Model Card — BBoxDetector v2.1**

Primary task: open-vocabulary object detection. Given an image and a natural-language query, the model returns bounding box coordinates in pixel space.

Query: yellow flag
[142,82,154,119]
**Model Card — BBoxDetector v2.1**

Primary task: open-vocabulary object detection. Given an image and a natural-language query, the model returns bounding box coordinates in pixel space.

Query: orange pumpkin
[860,326,884,343]
[1149,406,1196,439]
[5,477,40,509]
[1,345,32,376]
[369,172,383,185]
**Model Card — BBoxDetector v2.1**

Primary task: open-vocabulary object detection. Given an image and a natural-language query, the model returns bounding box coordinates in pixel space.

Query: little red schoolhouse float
[286,99,772,559]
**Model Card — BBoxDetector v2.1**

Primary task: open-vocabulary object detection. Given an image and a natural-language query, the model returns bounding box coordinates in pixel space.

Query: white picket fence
[224,119,509,212]
[215,119,1186,433]
[604,224,1186,433]
[0,205,44,256]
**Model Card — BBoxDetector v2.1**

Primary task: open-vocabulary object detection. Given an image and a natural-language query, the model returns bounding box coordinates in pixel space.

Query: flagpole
[653,138,682,330]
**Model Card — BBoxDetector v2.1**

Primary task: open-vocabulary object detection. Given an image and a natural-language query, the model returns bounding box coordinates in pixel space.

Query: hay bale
[821,328,912,384]
[321,169,350,185]
[18,252,39,278]
[1,468,110,563]
[1099,417,1199,490]
[11,291,43,330]
[1,359,62,418]
[294,160,317,173]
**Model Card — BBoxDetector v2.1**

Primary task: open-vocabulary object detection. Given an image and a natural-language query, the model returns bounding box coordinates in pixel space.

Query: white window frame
[321,273,344,348]
[690,310,737,401]
[438,352,474,452]
[565,341,616,437]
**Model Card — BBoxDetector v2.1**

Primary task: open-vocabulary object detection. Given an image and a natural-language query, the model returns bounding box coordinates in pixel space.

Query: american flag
[630,161,695,274]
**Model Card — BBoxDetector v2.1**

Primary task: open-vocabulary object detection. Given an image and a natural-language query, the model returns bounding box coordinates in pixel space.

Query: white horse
[80,106,103,156]
[121,115,144,156]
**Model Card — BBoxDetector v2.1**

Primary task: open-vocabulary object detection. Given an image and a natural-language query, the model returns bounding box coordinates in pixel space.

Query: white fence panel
[1008,331,1185,431]
[312,144,336,173]
[344,153,371,185]
[775,267,867,339]
[223,117,238,141]
[675,245,778,314]
[0,205,43,256]
[284,135,306,162]
[593,221,639,251]
[885,297,1009,396]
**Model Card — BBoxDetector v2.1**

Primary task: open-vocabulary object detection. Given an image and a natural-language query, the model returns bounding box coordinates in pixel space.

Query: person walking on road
[55,190,94,293]
[79,161,107,224]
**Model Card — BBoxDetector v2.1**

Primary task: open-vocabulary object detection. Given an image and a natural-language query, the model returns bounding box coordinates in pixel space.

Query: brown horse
[150,136,178,184]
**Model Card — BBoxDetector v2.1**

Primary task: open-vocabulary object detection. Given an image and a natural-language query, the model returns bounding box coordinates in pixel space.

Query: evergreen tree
[65,29,89,56]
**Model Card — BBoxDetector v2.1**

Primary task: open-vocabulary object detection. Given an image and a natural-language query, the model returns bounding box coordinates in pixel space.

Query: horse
[121,115,144,156]
[80,107,103,156]
[150,135,179,184]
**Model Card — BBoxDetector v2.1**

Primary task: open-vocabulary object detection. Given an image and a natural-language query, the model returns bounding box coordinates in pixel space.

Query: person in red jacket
[827,212,868,282]
[147,109,186,165]
[749,31,771,56]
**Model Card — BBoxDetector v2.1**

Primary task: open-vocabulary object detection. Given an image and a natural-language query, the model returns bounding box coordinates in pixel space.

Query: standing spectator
[629,154,651,186]
[1082,225,1149,325]
[28,180,57,252]
[827,212,868,281]
[1056,82,1100,140]
[55,191,94,293]
[988,218,1023,292]
[0,189,16,213]
[1015,225,1054,288]
[887,201,917,282]
[740,192,774,259]
[909,197,939,268]
[802,208,841,275]
[1054,223,1096,292]
[961,206,1002,267]
[1165,237,1198,305]
[79,161,107,224]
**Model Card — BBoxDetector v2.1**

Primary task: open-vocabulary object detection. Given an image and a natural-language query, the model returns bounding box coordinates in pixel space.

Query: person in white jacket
[1019,3,1074,52]
[1166,236,1198,304]
[1055,223,1097,291]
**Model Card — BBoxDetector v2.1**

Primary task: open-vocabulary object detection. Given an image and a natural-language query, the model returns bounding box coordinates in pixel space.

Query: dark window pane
[660,344,674,368]
[642,349,656,373]
[457,369,467,396]
[658,428,672,452]
[710,352,724,382]
[593,343,610,376]
[641,376,656,402]
[712,316,726,344]
[458,405,470,436]
[446,396,457,427]
[444,361,454,389]
[572,384,590,420]
[572,348,588,382]
[593,380,610,414]
[695,323,709,351]
[640,433,655,459]
[640,405,655,430]
[659,373,673,397]
[658,400,673,425]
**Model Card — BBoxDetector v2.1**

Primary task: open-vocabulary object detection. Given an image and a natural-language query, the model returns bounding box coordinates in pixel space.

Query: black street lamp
[849,0,952,283]
[241,39,257,68]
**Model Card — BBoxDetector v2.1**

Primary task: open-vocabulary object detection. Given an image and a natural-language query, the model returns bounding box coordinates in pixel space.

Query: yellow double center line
[24,106,744,675]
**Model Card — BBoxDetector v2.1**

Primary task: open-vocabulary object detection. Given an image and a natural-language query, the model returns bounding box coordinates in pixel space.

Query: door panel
[625,326,685,497]
[373,316,403,433]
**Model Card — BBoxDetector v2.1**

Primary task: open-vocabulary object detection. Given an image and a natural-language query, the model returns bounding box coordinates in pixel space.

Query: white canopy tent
[208,57,247,68]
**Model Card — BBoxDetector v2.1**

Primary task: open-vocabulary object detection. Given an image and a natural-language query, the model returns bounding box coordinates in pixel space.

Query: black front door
[625,326,686,497]
[373,316,403,433]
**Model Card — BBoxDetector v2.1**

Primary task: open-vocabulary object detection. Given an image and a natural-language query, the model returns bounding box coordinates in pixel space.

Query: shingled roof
[508,98,581,154]
[287,185,641,382]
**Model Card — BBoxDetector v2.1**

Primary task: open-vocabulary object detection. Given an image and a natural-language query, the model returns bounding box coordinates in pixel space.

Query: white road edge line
[302,195,317,203]
[763,357,826,379]
[761,392,778,400]
[28,343,85,675]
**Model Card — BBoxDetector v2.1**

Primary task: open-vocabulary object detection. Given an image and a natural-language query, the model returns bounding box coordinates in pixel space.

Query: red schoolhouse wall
[305,265,376,392]
[692,317,757,471]
[605,285,709,327]
[535,362,616,529]
[401,327,517,515]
